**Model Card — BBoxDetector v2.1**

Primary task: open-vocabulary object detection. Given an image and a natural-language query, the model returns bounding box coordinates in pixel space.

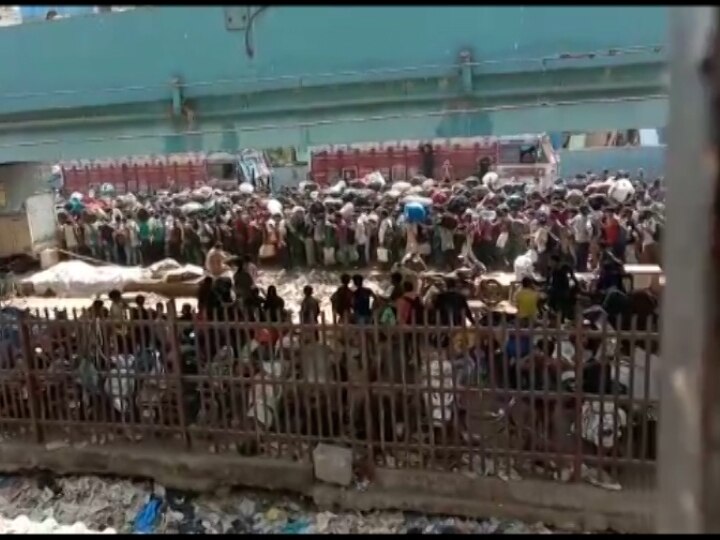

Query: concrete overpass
[0,7,668,161]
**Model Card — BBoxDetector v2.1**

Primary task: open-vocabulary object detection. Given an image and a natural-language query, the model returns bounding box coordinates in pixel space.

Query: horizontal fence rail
[0,305,659,490]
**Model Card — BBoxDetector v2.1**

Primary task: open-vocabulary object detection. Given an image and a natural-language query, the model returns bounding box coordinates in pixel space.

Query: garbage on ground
[133,495,162,533]
[0,473,561,534]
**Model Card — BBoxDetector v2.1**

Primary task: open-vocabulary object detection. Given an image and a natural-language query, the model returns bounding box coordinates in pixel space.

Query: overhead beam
[0,96,668,162]
[0,59,667,130]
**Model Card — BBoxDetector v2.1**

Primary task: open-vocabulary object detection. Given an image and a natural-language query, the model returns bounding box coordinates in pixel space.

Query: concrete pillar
[658,6,719,533]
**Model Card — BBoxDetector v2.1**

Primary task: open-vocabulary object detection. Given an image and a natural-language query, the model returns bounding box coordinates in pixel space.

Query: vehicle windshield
[207,161,237,181]
[498,142,549,165]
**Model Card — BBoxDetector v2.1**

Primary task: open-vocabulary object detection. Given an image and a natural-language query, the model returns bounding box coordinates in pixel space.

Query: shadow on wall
[558,146,666,179]
[435,111,494,139]
[273,165,309,190]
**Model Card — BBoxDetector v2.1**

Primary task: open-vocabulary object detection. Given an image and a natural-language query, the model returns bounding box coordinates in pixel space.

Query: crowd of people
[49,168,667,346]
[0,167,664,481]
[56,169,664,282]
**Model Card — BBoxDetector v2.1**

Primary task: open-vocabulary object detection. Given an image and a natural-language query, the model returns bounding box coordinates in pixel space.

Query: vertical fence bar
[167,302,190,449]
[572,309,584,482]
[18,314,42,444]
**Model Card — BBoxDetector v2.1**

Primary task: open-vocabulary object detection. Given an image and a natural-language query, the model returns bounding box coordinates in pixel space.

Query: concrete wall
[0,442,656,533]
[0,162,52,214]
[558,146,666,179]
[0,7,668,114]
[272,165,308,191]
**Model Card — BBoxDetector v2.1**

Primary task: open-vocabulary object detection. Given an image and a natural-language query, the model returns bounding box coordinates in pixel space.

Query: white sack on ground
[23,261,149,297]
[513,250,537,281]
[147,259,205,282]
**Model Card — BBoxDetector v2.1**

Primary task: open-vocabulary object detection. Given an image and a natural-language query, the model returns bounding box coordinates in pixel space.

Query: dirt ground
[4,269,392,321]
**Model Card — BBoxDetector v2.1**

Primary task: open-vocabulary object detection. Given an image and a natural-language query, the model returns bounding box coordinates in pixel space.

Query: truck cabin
[206,152,241,186]
[495,136,557,190]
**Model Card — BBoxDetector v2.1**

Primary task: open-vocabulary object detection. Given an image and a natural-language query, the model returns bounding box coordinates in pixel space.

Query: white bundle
[482,171,506,191]
[191,185,214,201]
[608,178,635,204]
[266,198,282,215]
[401,195,433,206]
[340,202,354,218]
[364,171,387,189]
[392,181,412,193]
[513,249,538,281]
[326,180,346,196]
[180,202,203,215]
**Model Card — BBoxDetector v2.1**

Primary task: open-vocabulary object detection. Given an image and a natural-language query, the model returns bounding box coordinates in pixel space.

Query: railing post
[166,302,190,449]
[659,6,719,533]
[18,314,43,445]
[571,309,584,482]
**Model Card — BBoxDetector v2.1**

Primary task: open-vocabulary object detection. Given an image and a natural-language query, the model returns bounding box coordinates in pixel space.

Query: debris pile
[0,474,559,534]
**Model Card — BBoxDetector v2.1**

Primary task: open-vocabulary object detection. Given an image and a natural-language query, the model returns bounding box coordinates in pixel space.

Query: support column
[658,6,717,533]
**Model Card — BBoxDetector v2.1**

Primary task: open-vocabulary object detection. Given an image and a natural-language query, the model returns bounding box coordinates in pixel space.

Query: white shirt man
[640,216,658,248]
[378,216,393,246]
[570,212,592,244]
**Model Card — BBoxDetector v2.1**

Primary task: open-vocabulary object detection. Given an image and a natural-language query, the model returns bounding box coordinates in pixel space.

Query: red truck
[57,150,273,194]
[309,134,559,191]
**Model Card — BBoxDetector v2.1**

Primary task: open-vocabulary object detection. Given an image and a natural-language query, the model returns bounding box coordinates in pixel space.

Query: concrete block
[313,443,353,487]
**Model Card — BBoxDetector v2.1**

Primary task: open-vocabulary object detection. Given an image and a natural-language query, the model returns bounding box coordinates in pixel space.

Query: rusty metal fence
[0,306,659,490]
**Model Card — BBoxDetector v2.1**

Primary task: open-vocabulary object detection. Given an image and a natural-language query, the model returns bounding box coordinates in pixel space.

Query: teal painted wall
[0,7,669,160]
[0,7,668,112]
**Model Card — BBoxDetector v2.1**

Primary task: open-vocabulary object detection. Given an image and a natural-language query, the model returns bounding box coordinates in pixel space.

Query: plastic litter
[133,495,162,534]
[281,518,311,534]
[0,474,565,534]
